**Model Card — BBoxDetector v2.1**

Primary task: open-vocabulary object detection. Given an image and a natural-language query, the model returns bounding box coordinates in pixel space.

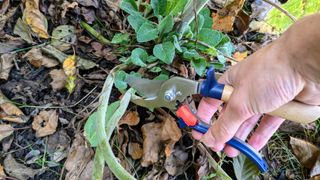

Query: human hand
[192,18,320,156]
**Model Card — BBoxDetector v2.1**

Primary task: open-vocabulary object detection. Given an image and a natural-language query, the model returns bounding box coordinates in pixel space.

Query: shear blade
[125,75,165,98]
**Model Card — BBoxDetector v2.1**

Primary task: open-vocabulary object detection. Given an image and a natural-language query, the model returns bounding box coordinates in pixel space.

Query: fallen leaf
[233,154,260,179]
[233,51,247,61]
[4,154,39,179]
[65,133,94,180]
[77,0,99,8]
[47,130,71,163]
[118,110,140,126]
[0,164,6,180]
[105,0,121,12]
[311,156,320,179]
[81,7,95,24]
[0,42,18,54]
[0,6,16,32]
[212,0,246,32]
[32,110,58,137]
[0,0,10,15]
[128,142,143,160]
[41,45,97,70]
[51,25,76,51]
[63,54,77,76]
[2,135,13,152]
[49,69,67,91]
[23,0,49,38]
[0,124,13,141]
[0,53,14,80]
[23,48,59,68]
[91,42,117,61]
[13,18,33,43]
[290,137,320,168]
[140,112,182,167]
[250,0,275,20]
[164,146,188,176]
[249,20,277,34]
[0,91,27,123]
[61,1,78,18]
[234,10,250,34]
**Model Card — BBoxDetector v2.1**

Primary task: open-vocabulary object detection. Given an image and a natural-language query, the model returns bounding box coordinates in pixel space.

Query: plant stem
[80,21,111,45]
[262,0,296,22]
[177,0,210,36]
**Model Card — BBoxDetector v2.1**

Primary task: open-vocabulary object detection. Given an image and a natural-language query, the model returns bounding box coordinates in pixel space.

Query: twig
[262,0,296,22]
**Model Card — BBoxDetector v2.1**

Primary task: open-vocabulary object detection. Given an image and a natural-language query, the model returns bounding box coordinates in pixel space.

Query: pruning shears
[125,67,320,173]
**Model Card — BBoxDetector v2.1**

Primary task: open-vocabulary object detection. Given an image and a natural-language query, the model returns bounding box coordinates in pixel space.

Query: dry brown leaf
[65,134,94,180]
[0,0,10,15]
[0,164,6,180]
[4,154,39,179]
[77,0,99,8]
[118,110,140,126]
[290,137,320,168]
[23,0,49,38]
[23,48,59,68]
[61,1,78,18]
[128,142,143,160]
[212,0,246,32]
[141,113,182,167]
[47,130,70,162]
[49,69,67,91]
[0,124,13,141]
[0,53,14,80]
[164,146,188,176]
[311,156,320,179]
[0,91,27,123]
[32,110,58,137]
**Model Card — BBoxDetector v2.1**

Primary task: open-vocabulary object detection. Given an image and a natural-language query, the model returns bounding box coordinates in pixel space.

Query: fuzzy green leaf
[166,0,188,16]
[183,49,202,60]
[173,35,182,52]
[114,70,127,90]
[154,73,169,80]
[233,154,260,180]
[111,33,130,44]
[137,22,159,42]
[150,66,162,73]
[158,15,174,34]
[120,0,139,15]
[151,0,167,16]
[130,48,148,67]
[191,58,206,76]
[128,14,147,32]
[153,42,175,64]
[198,28,223,47]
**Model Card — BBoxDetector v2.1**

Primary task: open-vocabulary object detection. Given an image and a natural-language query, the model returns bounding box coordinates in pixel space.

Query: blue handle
[177,118,268,172]
[200,66,225,100]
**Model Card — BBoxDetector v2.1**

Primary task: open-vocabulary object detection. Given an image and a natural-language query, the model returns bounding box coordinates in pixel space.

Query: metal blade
[125,75,165,98]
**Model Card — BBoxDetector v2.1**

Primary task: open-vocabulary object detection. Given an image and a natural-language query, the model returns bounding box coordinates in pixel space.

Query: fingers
[223,115,261,157]
[200,89,253,151]
[192,97,222,140]
[248,115,285,151]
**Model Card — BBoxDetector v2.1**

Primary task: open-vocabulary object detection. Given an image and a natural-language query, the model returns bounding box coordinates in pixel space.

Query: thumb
[200,88,253,151]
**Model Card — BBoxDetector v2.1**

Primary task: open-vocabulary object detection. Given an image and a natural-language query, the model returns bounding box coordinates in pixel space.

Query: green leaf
[233,154,260,180]
[93,145,104,180]
[198,28,223,47]
[217,55,226,64]
[137,22,159,42]
[151,0,167,16]
[190,14,204,34]
[114,70,127,90]
[217,41,234,57]
[158,15,174,34]
[183,49,202,60]
[153,42,175,64]
[127,14,147,32]
[200,7,212,29]
[191,58,206,76]
[173,35,182,52]
[130,48,148,67]
[166,0,188,16]
[204,47,218,57]
[111,33,130,44]
[146,55,158,63]
[84,112,99,146]
[154,73,169,80]
[150,66,162,73]
[51,25,76,51]
[120,0,139,15]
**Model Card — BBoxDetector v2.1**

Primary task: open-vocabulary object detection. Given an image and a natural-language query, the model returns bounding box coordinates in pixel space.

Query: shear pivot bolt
[164,90,176,102]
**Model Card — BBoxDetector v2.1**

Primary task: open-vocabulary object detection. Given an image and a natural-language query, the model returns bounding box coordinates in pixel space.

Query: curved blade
[125,76,165,98]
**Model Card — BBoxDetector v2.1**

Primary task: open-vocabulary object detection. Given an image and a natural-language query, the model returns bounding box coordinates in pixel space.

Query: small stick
[262,0,296,22]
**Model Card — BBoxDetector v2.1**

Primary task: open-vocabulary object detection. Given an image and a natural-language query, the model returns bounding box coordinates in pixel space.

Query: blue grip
[200,66,225,100]
[178,120,268,172]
